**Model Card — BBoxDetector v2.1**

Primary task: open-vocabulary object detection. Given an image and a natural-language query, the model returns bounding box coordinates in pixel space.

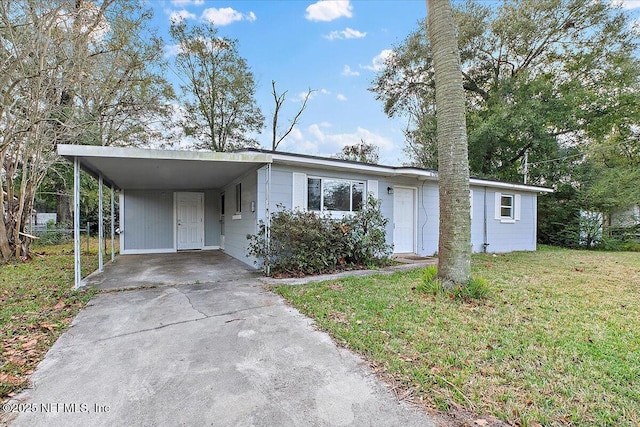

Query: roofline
[469,178,553,193]
[56,145,553,194]
[239,149,553,193]
[58,144,273,164]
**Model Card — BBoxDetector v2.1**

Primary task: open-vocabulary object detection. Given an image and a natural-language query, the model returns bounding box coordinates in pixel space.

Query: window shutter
[292,172,306,211]
[515,194,521,221]
[469,189,473,220]
[367,180,378,199]
[494,192,501,220]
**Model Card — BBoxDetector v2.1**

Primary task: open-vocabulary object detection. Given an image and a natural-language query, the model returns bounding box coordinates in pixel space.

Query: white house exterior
[57,145,553,285]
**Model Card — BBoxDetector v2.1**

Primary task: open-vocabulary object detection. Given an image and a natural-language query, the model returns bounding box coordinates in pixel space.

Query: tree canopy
[0,0,173,259]
[170,21,264,152]
[371,0,640,186]
[371,0,640,247]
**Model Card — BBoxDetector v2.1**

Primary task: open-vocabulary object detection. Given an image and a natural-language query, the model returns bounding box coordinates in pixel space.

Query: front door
[177,192,203,250]
[393,187,416,253]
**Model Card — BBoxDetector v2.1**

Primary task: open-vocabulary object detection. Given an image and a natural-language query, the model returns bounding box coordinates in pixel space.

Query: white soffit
[57,145,272,190]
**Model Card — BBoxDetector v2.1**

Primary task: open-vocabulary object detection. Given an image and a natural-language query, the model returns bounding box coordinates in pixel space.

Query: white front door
[177,192,204,250]
[393,187,416,253]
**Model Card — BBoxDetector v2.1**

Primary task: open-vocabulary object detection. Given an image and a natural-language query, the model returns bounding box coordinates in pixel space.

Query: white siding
[221,170,259,264]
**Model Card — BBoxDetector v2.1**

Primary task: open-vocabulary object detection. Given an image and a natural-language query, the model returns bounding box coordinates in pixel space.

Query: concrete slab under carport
[83,250,260,290]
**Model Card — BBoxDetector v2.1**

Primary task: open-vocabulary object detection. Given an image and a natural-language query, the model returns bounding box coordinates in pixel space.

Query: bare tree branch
[271,81,314,151]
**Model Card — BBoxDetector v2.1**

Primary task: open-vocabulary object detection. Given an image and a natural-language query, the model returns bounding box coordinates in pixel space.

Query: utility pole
[523,150,529,184]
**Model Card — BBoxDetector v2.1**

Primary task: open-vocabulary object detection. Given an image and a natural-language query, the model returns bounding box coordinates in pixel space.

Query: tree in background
[427,0,471,286]
[170,22,264,152]
[335,139,380,164]
[0,0,173,260]
[373,0,640,182]
[372,0,640,247]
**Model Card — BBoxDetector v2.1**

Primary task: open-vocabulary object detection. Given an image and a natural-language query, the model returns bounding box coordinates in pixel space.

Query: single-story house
[57,144,553,287]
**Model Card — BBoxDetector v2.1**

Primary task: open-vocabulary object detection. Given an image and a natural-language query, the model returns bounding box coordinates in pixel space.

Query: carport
[57,144,272,289]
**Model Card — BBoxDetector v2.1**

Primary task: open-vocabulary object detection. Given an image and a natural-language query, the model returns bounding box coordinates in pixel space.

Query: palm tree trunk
[427,0,471,286]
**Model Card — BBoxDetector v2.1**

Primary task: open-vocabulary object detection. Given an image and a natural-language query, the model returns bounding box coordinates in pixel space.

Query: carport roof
[57,144,272,190]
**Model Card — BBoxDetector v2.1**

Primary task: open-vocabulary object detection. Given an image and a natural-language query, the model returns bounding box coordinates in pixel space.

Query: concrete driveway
[5,254,435,427]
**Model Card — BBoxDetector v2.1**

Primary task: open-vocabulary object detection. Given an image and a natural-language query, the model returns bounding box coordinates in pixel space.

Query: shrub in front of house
[247,196,392,276]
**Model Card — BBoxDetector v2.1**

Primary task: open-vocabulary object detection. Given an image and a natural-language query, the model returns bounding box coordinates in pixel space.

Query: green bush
[247,196,392,276]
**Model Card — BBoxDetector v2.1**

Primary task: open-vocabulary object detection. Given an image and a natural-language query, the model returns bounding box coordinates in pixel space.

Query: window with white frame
[307,177,365,212]
[494,192,521,222]
[500,194,514,219]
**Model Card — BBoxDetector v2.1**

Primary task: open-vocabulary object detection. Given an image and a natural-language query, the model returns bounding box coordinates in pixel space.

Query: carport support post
[110,185,115,261]
[98,174,104,271]
[73,157,81,289]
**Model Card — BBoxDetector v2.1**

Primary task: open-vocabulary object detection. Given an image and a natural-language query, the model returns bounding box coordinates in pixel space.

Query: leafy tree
[0,0,172,260]
[371,0,640,186]
[335,139,380,164]
[427,0,471,286]
[579,127,640,231]
[170,22,264,151]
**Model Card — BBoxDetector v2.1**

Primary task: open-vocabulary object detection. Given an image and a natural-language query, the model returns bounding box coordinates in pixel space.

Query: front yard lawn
[0,240,104,402]
[274,246,640,426]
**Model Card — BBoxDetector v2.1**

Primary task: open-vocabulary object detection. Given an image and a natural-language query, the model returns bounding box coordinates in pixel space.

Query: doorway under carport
[57,144,272,288]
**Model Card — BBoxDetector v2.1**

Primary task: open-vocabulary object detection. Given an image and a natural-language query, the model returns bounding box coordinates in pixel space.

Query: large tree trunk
[56,192,72,225]
[427,0,471,286]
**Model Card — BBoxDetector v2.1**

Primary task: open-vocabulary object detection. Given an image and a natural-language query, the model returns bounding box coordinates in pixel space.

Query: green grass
[273,246,640,426]
[0,239,110,401]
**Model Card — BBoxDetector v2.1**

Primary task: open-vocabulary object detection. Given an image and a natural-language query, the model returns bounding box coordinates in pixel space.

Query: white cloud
[308,123,327,141]
[342,65,359,76]
[171,0,204,5]
[201,7,257,26]
[164,43,182,57]
[275,123,396,159]
[361,49,395,72]
[306,124,395,153]
[289,128,304,141]
[304,88,331,101]
[324,27,366,40]
[612,0,640,9]
[305,0,353,22]
[336,94,347,101]
[169,10,196,23]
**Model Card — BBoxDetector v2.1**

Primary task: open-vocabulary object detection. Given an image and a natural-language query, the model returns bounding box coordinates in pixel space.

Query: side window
[500,194,514,219]
[495,192,520,222]
[235,183,242,213]
[307,178,321,211]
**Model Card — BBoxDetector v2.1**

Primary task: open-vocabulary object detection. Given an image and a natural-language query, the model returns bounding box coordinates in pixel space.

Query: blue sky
[151,0,427,165]
[150,0,640,165]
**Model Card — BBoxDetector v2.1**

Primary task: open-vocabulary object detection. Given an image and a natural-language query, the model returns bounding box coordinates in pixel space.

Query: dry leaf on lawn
[22,339,38,350]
